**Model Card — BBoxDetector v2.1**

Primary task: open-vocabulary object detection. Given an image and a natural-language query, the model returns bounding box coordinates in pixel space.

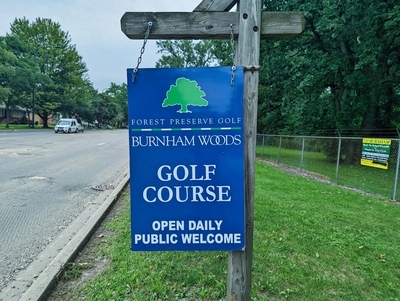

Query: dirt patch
[46,187,129,300]
[260,159,332,183]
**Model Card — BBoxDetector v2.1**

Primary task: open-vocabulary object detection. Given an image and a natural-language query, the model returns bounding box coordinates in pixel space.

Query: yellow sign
[362,138,391,145]
[360,158,388,170]
[360,138,391,170]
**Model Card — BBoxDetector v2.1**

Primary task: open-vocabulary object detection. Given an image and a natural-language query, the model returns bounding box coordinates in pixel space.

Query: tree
[0,35,44,128]
[75,85,98,124]
[258,0,400,164]
[259,0,400,142]
[9,17,90,127]
[162,77,208,113]
[98,93,118,126]
[156,40,217,68]
[88,83,127,128]
[0,38,16,102]
[155,39,235,68]
[104,83,128,127]
[210,40,234,66]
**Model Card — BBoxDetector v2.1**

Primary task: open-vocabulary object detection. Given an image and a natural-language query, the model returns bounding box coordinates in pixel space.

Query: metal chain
[132,21,153,83]
[230,24,236,86]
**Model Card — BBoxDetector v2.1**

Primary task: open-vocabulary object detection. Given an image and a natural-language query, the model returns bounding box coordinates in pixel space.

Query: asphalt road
[0,129,129,291]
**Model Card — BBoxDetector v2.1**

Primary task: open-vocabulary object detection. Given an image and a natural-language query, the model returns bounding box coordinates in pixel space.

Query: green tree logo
[162,77,208,113]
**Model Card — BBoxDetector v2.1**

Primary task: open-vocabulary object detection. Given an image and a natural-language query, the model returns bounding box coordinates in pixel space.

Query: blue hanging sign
[128,66,245,251]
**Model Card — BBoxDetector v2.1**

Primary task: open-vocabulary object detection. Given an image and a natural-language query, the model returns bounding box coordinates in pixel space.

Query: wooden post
[121,1,304,300]
[227,1,260,300]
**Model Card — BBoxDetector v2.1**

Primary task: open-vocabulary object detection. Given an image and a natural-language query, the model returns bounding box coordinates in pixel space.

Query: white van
[54,118,80,133]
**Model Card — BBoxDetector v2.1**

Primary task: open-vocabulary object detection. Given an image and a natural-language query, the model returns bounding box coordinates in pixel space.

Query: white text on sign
[143,164,231,203]
[133,219,242,246]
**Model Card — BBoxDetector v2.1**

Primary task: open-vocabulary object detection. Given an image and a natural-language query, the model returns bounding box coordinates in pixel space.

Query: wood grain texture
[193,0,237,12]
[121,11,304,40]
[227,1,261,300]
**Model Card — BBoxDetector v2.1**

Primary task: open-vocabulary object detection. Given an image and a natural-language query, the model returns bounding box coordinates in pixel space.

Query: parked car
[100,124,112,129]
[82,121,95,128]
[54,118,79,133]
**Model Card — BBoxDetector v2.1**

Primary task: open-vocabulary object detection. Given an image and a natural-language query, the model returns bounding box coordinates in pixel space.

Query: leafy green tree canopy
[0,35,43,127]
[156,40,219,68]
[0,37,18,101]
[259,0,400,138]
[9,17,90,127]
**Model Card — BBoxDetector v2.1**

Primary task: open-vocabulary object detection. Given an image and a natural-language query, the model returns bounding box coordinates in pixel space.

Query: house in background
[0,105,27,124]
[0,104,52,126]
[1,104,64,127]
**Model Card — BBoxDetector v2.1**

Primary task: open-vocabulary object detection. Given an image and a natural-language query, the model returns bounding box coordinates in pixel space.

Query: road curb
[0,168,130,301]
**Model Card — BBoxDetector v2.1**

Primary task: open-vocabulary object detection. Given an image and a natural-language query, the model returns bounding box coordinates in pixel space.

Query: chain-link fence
[256,134,400,200]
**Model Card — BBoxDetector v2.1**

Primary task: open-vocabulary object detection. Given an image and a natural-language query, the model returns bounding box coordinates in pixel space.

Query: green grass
[0,123,49,130]
[0,124,31,130]
[253,162,400,300]
[57,161,400,300]
[257,145,399,199]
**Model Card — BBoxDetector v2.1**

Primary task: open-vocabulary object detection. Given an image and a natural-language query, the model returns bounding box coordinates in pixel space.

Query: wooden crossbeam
[121,11,304,40]
[194,0,237,12]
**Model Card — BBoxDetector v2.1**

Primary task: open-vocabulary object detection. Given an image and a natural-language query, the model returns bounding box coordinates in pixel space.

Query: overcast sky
[0,0,202,91]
